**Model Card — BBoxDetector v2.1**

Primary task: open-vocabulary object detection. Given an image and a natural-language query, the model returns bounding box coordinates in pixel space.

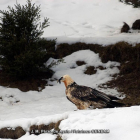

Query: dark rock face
[121,22,130,33]
[132,19,140,30]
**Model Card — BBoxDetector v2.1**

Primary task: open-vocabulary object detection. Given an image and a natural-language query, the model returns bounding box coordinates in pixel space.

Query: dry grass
[76,61,86,66]
[56,41,140,107]
[97,66,106,70]
[84,66,97,75]
[106,71,140,106]
[0,70,53,92]
[29,120,62,135]
[0,42,140,139]
[56,135,63,140]
[0,120,63,139]
[56,43,103,58]
[0,41,139,104]
[0,127,25,139]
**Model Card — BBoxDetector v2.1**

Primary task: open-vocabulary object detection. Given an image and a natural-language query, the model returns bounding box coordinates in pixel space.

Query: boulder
[121,22,130,33]
[132,19,140,30]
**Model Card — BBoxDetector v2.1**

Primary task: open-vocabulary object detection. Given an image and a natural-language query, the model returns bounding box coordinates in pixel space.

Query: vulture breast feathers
[58,75,124,110]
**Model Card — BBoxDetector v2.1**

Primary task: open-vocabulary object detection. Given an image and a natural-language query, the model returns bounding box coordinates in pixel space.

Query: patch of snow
[0,50,122,121]
[60,106,140,140]
[47,34,140,46]
[47,50,120,89]
[0,0,140,45]
[0,0,139,139]
[2,132,57,140]
[0,106,140,140]
[0,112,69,130]
[18,133,56,140]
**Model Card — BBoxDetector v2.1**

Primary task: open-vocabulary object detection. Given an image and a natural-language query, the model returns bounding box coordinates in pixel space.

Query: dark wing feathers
[66,96,76,105]
[91,89,111,102]
[71,85,111,103]
[68,84,124,108]
[70,85,95,99]
[107,94,120,100]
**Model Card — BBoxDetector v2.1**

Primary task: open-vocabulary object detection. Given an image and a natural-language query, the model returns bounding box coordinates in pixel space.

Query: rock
[132,19,140,30]
[121,22,130,33]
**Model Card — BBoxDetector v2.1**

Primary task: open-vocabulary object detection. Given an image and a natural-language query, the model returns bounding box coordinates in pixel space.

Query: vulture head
[57,75,74,87]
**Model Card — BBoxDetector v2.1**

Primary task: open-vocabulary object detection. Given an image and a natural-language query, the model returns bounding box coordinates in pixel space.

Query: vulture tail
[107,101,124,108]
[107,95,120,101]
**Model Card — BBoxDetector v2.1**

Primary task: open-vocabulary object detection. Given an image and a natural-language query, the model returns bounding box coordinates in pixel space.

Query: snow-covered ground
[0,49,131,140]
[60,106,140,140]
[1,106,140,140]
[0,0,140,45]
[0,0,140,139]
[0,50,123,121]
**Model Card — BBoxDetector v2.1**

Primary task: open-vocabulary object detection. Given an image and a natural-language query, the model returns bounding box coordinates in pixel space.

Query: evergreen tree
[0,0,55,78]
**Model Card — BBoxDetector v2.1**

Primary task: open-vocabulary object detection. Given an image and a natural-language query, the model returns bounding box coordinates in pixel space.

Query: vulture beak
[57,77,63,84]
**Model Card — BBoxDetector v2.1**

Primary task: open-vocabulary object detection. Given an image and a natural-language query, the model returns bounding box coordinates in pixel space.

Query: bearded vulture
[58,75,124,110]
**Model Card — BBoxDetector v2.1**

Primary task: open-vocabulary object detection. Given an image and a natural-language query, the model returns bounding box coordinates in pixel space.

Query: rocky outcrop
[132,19,140,30]
[121,22,130,33]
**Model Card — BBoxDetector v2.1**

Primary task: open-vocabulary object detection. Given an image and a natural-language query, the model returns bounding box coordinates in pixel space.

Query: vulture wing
[70,85,111,103]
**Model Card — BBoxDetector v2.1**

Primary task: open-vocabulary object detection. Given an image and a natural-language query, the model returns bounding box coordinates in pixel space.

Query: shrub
[0,0,55,78]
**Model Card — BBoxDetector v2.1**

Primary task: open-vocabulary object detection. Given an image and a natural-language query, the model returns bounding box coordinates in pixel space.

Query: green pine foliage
[0,0,55,78]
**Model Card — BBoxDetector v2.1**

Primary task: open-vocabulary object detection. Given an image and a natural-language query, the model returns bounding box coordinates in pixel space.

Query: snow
[0,50,122,121]
[1,106,140,140]
[48,34,140,46]
[1,133,57,140]
[46,50,121,89]
[18,133,57,140]
[0,50,125,139]
[60,106,140,140]
[0,0,140,139]
[0,113,69,130]
[0,0,140,45]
